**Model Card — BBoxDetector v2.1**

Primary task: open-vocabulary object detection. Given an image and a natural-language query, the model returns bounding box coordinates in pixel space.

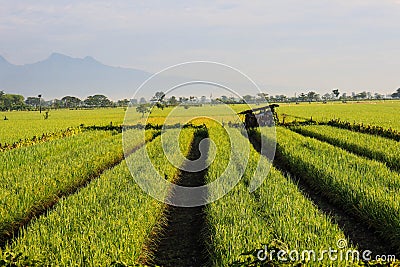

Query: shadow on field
[246,128,398,258]
[144,129,210,267]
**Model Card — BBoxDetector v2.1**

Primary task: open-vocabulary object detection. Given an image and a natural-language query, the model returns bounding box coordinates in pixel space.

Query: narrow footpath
[149,132,209,267]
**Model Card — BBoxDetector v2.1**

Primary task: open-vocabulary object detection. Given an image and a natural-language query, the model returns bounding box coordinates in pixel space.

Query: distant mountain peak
[83,55,100,64]
[46,53,101,65]
[0,55,11,65]
[0,53,152,99]
[48,52,69,59]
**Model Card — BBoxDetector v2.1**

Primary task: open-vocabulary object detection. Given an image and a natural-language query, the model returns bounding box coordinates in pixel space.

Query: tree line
[0,91,130,111]
[142,88,400,107]
[240,88,400,104]
[1,88,399,112]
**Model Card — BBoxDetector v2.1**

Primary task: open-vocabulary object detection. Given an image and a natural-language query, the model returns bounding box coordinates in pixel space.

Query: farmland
[277,101,400,131]
[0,108,127,145]
[0,100,399,266]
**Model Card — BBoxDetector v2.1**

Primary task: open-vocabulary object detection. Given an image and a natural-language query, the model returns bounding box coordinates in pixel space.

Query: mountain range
[0,53,152,100]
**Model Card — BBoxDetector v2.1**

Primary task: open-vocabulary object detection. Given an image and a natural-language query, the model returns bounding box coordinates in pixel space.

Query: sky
[1,0,399,96]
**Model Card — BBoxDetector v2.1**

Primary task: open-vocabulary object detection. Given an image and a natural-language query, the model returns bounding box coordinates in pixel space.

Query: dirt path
[148,132,209,267]
[247,130,397,258]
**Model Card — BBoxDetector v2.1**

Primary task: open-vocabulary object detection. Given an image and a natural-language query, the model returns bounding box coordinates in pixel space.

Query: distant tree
[51,99,63,109]
[116,99,130,107]
[374,93,384,99]
[0,93,25,111]
[130,99,138,105]
[298,93,307,102]
[168,96,178,105]
[136,104,150,118]
[242,95,253,103]
[200,96,207,103]
[272,95,287,102]
[151,91,166,109]
[257,92,269,102]
[307,91,318,102]
[61,96,81,108]
[179,96,189,103]
[25,97,41,107]
[391,88,400,98]
[356,91,367,99]
[322,93,331,101]
[220,95,228,102]
[84,95,112,107]
[189,96,198,103]
[0,91,5,109]
[151,92,165,103]
[154,92,165,101]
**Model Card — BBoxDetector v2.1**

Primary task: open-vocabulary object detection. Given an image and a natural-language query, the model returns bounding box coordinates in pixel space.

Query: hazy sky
[1,0,399,96]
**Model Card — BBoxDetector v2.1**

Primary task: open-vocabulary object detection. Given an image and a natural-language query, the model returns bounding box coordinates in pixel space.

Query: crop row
[204,126,350,266]
[0,127,83,152]
[0,129,196,266]
[0,129,157,244]
[276,101,400,132]
[0,108,127,145]
[272,127,400,253]
[326,118,400,141]
[289,125,400,172]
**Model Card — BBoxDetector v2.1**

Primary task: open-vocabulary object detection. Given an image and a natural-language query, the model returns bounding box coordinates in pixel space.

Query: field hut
[237,104,279,129]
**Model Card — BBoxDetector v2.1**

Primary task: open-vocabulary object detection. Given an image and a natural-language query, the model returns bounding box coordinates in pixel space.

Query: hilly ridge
[0,53,152,100]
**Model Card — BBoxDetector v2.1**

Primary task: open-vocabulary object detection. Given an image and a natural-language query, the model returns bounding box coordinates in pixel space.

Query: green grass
[290,125,400,172]
[0,108,127,144]
[0,105,248,144]
[0,129,195,266]
[0,130,147,242]
[277,100,400,131]
[204,127,351,266]
[1,105,399,265]
[127,103,253,126]
[2,101,400,144]
[273,127,400,252]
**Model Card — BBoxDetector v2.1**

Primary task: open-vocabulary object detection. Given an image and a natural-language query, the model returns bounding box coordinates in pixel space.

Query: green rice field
[0,100,399,266]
